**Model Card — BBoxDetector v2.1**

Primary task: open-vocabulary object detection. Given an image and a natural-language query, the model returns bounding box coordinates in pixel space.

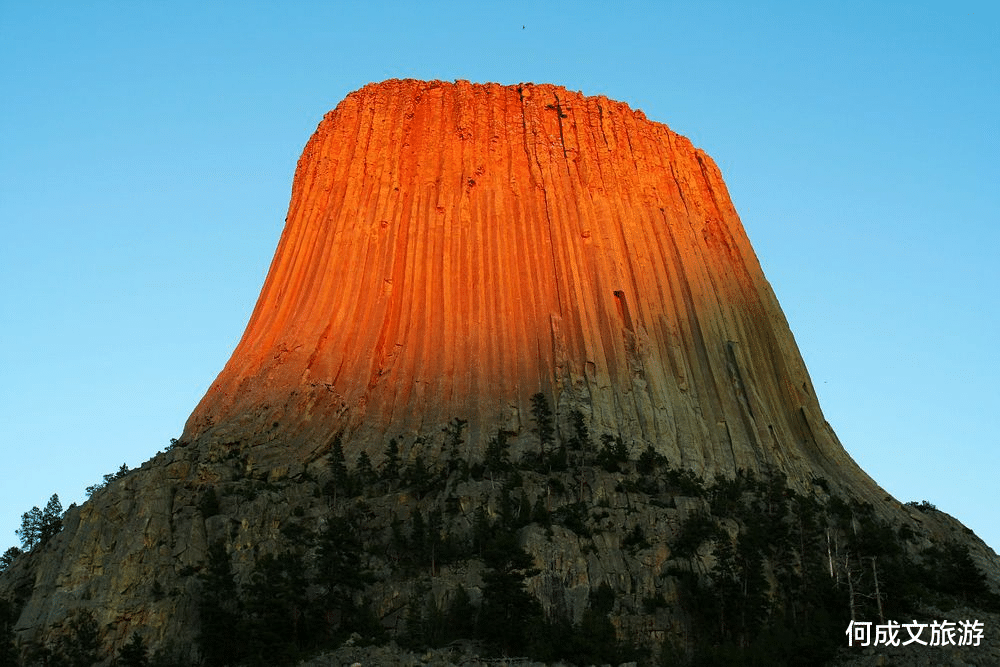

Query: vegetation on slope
[1,394,997,665]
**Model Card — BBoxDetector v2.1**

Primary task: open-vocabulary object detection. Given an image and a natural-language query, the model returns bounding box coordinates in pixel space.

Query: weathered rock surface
[183,79,877,501]
[2,80,998,664]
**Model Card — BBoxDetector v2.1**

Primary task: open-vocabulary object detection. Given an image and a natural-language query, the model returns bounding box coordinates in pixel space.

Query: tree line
[3,392,999,665]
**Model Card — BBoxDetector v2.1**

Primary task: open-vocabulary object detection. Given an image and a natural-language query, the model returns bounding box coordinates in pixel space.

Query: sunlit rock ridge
[185,78,876,498]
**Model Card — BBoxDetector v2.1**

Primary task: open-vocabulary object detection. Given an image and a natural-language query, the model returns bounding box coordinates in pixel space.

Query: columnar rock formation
[184,79,878,499]
[5,79,1000,664]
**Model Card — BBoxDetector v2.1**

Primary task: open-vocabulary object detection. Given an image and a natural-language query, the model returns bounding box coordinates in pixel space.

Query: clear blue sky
[2,2,997,554]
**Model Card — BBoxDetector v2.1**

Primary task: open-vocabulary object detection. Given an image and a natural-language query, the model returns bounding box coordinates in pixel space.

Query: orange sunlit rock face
[183,79,879,496]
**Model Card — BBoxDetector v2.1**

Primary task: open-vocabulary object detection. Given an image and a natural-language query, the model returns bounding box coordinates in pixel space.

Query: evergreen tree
[0,598,19,667]
[39,493,63,544]
[479,531,542,654]
[443,585,477,641]
[354,451,376,488]
[86,463,131,497]
[568,409,589,453]
[426,509,445,570]
[637,444,665,474]
[197,541,245,667]
[402,593,426,649]
[243,552,313,665]
[530,495,550,527]
[550,583,624,666]
[315,517,369,639]
[410,509,427,564]
[546,442,569,472]
[55,610,101,667]
[442,418,468,466]
[118,631,149,667]
[530,392,555,454]
[381,438,400,480]
[325,432,350,499]
[198,487,221,518]
[16,506,42,550]
[929,542,999,608]
[485,428,512,473]
[405,454,434,495]
[0,547,22,572]
[472,506,492,555]
[400,582,446,649]
[419,594,449,648]
[597,435,628,472]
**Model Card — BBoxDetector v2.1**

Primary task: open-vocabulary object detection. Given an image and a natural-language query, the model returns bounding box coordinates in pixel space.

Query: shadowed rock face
[183,79,878,499]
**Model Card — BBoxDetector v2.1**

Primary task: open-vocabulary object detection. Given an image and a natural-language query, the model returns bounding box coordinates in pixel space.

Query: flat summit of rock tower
[184,78,878,500]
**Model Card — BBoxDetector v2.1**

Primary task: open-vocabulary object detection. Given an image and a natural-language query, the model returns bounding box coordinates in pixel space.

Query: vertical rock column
[182,79,881,500]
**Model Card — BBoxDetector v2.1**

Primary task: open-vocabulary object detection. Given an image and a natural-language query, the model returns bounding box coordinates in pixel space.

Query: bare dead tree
[870,556,885,623]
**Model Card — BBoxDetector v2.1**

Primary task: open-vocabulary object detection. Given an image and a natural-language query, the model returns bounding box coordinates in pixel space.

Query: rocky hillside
[2,413,997,664]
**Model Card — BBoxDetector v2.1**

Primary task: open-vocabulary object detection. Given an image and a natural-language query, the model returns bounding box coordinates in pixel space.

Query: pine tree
[355,451,375,488]
[637,443,666,474]
[530,392,555,454]
[316,517,369,639]
[597,434,627,472]
[55,611,100,667]
[381,438,400,480]
[0,598,19,666]
[422,595,448,648]
[118,631,149,667]
[568,409,589,453]
[444,585,477,641]
[85,463,130,497]
[197,541,244,667]
[485,428,512,472]
[325,433,350,499]
[426,509,445,572]
[479,531,543,654]
[410,509,427,565]
[0,547,22,572]
[530,495,550,527]
[39,494,63,544]
[472,506,492,555]
[16,506,42,550]
[442,417,468,474]
[405,454,433,495]
[243,553,313,664]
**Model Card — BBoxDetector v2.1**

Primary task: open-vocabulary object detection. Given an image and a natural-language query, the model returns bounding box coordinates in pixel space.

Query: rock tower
[184,79,878,500]
[4,80,997,663]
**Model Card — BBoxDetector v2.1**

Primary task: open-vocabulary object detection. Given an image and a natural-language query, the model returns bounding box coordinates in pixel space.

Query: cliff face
[183,79,874,499]
[3,80,998,664]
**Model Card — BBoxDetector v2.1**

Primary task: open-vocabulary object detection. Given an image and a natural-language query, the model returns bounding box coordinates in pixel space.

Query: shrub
[671,513,717,558]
